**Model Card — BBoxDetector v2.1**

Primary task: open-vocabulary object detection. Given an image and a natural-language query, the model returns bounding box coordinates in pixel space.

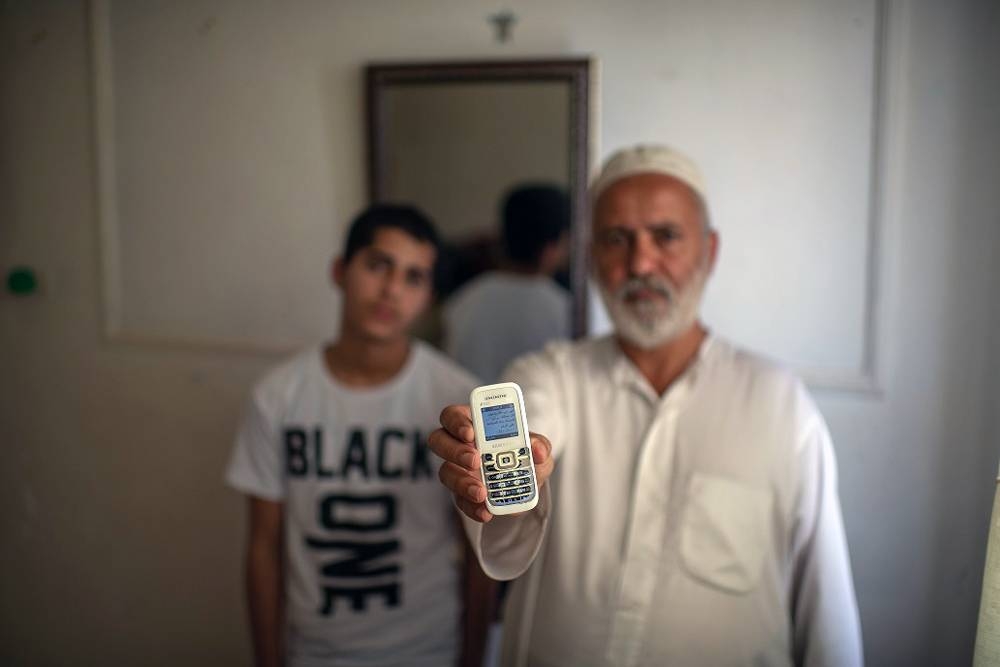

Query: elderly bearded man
[429,145,864,667]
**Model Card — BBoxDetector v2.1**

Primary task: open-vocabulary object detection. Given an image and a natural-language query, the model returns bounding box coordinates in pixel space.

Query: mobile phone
[469,382,539,515]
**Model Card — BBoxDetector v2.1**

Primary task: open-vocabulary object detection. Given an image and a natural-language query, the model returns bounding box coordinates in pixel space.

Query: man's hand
[429,404,554,523]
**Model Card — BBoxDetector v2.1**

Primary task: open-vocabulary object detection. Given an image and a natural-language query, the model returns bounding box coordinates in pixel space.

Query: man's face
[591,172,718,349]
[334,227,436,344]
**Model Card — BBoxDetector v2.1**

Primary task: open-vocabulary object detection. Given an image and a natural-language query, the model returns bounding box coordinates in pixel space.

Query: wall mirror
[366,59,592,344]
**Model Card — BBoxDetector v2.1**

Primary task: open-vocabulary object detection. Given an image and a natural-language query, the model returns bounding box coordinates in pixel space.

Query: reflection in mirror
[443,183,572,382]
[381,82,569,244]
[367,60,591,357]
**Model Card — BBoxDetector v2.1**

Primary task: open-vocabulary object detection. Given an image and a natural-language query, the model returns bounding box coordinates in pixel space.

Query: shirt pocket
[679,472,773,594]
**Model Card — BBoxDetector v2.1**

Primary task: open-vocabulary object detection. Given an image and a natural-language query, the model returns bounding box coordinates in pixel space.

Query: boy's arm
[458,525,500,667]
[246,496,285,667]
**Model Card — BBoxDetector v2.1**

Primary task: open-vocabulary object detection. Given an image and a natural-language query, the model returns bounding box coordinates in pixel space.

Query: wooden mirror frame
[365,59,592,337]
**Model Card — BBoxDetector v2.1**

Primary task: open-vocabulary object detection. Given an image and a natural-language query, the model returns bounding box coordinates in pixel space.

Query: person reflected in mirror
[429,145,864,666]
[225,204,494,667]
[443,184,571,383]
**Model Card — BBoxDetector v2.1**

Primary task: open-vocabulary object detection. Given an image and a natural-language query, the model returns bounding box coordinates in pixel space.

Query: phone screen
[481,403,519,441]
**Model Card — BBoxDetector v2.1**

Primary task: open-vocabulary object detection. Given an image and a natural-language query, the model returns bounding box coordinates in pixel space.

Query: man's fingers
[530,432,554,488]
[530,432,552,463]
[439,461,486,503]
[439,404,475,443]
[428,427,480,470]
[433,405,493,524]
[456,496,493,523]
[434,405,550,522]
[439,460,493,523]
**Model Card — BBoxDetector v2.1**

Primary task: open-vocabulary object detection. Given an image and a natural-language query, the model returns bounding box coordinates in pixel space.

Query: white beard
[598,258,709,350]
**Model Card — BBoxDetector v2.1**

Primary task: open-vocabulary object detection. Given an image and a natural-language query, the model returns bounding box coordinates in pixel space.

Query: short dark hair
[342,203,440,264]
[501,184,570,267]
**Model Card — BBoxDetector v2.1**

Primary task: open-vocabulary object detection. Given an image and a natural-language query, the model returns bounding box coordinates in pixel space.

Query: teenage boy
[226,204,482,667]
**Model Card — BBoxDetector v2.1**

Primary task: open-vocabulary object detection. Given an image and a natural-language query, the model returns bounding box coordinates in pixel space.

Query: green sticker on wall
[7,267,38,295]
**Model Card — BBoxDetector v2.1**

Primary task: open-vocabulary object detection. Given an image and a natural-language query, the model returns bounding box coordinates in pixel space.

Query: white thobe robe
[463,335,863,667]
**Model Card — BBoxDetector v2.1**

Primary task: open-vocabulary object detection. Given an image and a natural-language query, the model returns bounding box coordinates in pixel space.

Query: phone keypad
[480,449,534,506]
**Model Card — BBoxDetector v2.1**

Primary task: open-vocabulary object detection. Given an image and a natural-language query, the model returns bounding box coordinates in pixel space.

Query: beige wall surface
[2,5,259,663]
[1,1,999,666]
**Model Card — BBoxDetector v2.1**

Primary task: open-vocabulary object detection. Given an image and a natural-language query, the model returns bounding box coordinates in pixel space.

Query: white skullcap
[591,144,707,202]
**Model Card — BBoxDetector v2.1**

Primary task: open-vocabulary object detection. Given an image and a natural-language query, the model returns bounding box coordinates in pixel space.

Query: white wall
[825,1,1000,661]
[98,0,877,384]
[1,0,998,665]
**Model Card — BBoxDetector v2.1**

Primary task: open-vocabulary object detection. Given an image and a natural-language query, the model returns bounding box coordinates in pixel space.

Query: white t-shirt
[443,272,570,383]
[463,335,863,667]
[226,341,478,667]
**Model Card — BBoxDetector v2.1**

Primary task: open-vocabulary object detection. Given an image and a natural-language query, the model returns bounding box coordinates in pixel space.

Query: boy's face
[334,227,436,344]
